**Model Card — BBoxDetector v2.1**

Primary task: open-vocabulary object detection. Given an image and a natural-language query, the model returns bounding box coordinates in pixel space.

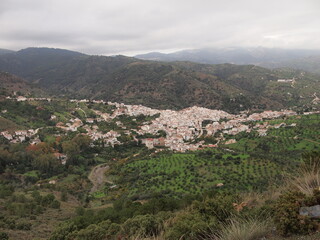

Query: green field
[228,114,320,156]
[116,150,283,198]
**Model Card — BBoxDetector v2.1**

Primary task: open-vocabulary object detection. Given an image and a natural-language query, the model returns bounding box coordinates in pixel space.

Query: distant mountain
[136,47,320,74]
[264,55,320,75]
[0,48,15,55]
[0,47,319,112]
[0,47,86,80]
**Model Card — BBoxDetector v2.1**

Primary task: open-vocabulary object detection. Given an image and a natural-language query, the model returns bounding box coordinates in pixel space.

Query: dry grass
[287,166,320,196]
[210,217,271,240]
[128,235,166,240]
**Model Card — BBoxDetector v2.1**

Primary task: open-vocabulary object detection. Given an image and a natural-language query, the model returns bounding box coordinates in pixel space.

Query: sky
[0,0,319,56]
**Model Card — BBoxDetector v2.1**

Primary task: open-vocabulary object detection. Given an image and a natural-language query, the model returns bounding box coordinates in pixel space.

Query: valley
[0,89,319,239]
[2,0,320,239]
[0,48,319,240]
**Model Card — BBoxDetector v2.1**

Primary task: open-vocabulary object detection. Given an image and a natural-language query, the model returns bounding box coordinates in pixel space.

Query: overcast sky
[0,0,319,56]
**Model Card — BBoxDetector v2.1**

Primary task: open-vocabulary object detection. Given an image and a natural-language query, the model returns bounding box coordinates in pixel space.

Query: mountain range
[136,47,320,75]
[0,47,319,112]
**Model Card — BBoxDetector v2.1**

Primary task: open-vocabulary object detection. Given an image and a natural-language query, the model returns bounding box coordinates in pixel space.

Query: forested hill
[0,47,319,112]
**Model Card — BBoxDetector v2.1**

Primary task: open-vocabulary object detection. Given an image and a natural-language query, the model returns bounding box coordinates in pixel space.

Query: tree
[32,154,60,175]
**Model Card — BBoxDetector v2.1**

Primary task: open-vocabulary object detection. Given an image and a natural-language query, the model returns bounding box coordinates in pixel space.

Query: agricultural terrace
[116,150,282,199]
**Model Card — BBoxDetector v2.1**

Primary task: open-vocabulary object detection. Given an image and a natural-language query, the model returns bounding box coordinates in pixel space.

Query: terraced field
[229,114,320,154]
[118,150,283,198]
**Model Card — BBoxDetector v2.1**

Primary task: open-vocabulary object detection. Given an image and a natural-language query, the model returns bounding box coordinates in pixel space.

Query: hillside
[0,48,319,112]
[0,72,44,97]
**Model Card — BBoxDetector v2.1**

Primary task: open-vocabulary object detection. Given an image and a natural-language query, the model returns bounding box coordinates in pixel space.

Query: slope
[0,72,44,96]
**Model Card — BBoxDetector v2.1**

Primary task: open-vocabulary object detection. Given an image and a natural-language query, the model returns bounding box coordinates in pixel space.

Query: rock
[299,205,320,218]
[49,180,56,185]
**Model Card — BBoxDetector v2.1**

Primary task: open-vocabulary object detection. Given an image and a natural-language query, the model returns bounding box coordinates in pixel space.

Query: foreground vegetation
[0,97,320,239]
[42,151,320,240]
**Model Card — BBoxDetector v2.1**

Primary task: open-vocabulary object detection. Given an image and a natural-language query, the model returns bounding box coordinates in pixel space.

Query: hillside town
[1,96,319,152]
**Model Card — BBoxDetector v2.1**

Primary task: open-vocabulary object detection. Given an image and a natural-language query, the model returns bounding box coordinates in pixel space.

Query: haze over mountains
[136,47,320,75]
[0,47,319,112]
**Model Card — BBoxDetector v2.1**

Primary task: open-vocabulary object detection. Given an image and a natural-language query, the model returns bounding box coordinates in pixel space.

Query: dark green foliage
[274,191,316,236]
[165,195,236,239]
[61,191,68,202]
[120,214,164,237]
[0,232,9,240]
[69,222,108,240]
[16,221,32,230]
[3,191,60,219]
[49,221,78,240]
[50,197,180,239]
[0,215,32,231]
[0,184,14,198]
[51,200,61,209]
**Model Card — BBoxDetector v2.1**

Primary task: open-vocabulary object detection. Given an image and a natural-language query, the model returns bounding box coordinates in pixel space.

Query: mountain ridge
[135,47,320,74]
[0,47,319,112]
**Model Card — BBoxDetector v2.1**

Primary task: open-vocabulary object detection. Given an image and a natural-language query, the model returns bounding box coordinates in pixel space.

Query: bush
[61,191,68,202]
[0,232,9,240]
[121,214,161,238]
[49,222,78,240]
[165,211,209,240]
[273,191,316,236]
[51,200,61,209]
[16,221,32,230]
[72,224,106,240]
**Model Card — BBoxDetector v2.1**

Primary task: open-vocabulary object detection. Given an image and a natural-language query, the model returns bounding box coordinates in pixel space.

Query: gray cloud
[0,0,319,55]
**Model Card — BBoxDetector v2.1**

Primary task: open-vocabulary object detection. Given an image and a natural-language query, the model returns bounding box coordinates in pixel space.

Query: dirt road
[88,163,110,193]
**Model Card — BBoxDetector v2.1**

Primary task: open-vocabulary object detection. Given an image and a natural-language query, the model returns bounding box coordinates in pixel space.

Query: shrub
[0,232,9,240]
[105,223,121,238]
[51,200,61,209]
[121,214,162,238]
[49,222,78,240]
[72,224,106,240]
[61,191,68,202]
[273,191,316,236]
[16,221,32,230]
[164,211,209,240]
